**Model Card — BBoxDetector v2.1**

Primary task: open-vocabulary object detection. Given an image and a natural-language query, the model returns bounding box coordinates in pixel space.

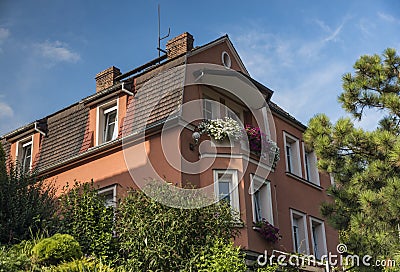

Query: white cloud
[0,27,10,53]
[378,12,400,24]
[35,40,80,63]
[0,102,14,119]
[0,27,10,43]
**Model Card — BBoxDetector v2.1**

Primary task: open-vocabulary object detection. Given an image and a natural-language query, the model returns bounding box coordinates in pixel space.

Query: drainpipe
[121,82,134,96]
[34,122,46,136]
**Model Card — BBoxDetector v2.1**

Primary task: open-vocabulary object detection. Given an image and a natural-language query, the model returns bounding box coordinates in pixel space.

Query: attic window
[96,100,118,146]
[221,51,231,68]
[16,137,33,173]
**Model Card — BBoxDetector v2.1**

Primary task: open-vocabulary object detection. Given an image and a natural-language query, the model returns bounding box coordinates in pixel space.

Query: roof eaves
[1,122,35,141]
[80,82,122,105]
[268,101,307,130]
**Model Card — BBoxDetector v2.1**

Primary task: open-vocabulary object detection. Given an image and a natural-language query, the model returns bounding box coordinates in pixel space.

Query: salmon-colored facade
[1,32,338,268]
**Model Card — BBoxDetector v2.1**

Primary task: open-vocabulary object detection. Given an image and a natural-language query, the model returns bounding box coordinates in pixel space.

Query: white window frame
[283,132,301,176]
[213,169,240,214]
[224,100,243,123]
[290,209,309,255]
[303,144,320,186]
[98,185,117,209]
[202,92,220,120]
[250,174,273,224]
[309,217,327,259]
[16,136,33,173]
[96,100,119,146]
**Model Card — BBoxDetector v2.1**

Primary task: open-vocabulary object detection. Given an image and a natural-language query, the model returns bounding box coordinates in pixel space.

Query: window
[310,217,327,259]
[290,210,309,254]
[250,175,273,224]
[203,98,215,120]
[284,133,301,176]
[304,150,320,185]
[16,138,33,173]
[97,102,118,145]
[98,185,117,209]
[213,170,240,214]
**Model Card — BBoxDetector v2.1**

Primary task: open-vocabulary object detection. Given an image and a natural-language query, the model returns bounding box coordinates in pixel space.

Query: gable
[187,36,249,75]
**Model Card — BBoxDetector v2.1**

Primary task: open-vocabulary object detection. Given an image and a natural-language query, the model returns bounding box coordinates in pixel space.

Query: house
[1,32,339,269]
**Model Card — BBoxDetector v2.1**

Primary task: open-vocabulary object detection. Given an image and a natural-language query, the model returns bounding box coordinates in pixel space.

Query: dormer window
[16,138,33,173]
[103,106,117,143]
[97,101,118,145]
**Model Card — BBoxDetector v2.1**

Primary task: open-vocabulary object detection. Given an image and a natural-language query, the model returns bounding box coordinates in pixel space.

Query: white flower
[198,117,243,142]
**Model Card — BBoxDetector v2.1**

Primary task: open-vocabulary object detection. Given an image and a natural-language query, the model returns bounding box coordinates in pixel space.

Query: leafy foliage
[57,181,117,260]
[42,258,117,272]
[32,233,82,266]
[116,181,239,271]
[304,48,400,271]
[0,142,57,245]
[0,242,33,272]
[196,238,247,272]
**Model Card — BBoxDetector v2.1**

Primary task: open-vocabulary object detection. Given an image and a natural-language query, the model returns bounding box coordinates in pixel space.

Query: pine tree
[304,48,400,271]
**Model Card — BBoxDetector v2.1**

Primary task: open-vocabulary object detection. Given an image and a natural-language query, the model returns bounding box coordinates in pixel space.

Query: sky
[0,0,399,135]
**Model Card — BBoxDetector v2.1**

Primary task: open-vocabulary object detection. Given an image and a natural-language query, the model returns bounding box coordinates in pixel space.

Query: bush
[42,258,116,272]
[32,233,82,266]
[196,238,247,272]
[0,244,32,272]
[116,181,239,271]
[58,181,117,260]
[0,143,57,244]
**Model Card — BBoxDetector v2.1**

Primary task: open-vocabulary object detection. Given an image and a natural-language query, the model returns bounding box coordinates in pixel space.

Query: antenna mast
[157,4,170,58]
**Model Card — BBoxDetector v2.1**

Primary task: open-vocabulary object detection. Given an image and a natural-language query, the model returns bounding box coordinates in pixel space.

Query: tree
[116,181,241,271]
[0,142,57,245]
[304,48,400,271]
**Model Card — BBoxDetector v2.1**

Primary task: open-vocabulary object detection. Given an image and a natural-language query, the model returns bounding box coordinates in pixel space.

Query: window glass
[104,109,117,142]
[22,143,32,173]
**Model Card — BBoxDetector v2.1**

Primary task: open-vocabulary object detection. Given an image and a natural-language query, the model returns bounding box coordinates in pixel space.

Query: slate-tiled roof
[34,104,89,173]
[123,64,185,136]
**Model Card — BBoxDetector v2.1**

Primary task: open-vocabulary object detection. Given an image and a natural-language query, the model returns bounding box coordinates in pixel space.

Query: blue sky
[0,0,399,135]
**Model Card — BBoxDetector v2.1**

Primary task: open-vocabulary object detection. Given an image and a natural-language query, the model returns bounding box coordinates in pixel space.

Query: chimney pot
[166,32,194,59]
[95,66,121,92]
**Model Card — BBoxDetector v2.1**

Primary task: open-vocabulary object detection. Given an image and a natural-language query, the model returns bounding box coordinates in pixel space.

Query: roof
[1,33,300,173]
[268,101,307,130]
[35,104,89,173]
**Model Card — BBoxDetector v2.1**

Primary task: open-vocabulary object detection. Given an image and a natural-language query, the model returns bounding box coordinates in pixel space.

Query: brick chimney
[166,32,194,59]
[95,66,121,92]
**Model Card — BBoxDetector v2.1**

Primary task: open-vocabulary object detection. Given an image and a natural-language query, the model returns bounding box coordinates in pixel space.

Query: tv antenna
[157,4,170,58]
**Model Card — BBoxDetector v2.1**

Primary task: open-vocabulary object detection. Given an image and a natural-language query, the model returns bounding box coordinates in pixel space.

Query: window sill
[285,172,322,191]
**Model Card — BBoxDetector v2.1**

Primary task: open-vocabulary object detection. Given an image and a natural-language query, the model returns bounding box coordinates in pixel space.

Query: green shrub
[0,244,32,272]
[42,258,116,272]
[58,181,117,261]
[196,238,247,272]
[32,233,82,265]
[0,142,57,245]
[116,181,239,271]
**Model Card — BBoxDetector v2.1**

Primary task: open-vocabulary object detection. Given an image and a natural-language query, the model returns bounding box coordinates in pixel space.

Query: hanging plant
[253,219,281,243]
[245,124,280,168]
[198,117,243,142]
